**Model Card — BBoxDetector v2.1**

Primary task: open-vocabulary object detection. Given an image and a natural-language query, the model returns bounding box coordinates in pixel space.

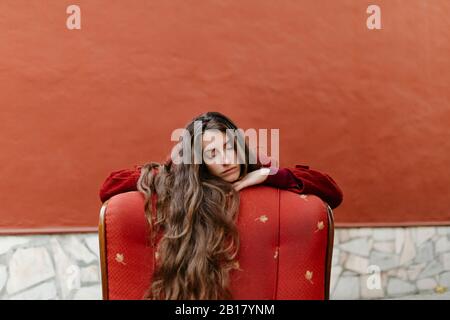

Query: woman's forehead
[202,130,231,149]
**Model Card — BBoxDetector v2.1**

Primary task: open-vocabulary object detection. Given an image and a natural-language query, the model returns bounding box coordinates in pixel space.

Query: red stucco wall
[0,0,449,233]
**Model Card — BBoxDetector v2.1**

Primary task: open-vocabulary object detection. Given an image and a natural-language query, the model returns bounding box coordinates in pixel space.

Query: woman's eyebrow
[204,135,235,152]
[223,137,235,148]
[225,135,235,144]
[205,142,227,152]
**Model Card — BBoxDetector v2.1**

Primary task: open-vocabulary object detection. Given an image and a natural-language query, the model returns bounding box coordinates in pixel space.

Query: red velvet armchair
[99,185,335,300]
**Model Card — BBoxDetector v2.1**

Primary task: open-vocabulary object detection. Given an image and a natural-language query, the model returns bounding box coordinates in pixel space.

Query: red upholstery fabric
[100,186,333,300]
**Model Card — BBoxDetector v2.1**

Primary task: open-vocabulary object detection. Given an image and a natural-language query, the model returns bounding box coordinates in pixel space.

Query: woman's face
[202,129,241,183]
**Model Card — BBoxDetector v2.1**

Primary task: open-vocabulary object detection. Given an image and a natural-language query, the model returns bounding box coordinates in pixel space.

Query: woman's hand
[232,168,271,192]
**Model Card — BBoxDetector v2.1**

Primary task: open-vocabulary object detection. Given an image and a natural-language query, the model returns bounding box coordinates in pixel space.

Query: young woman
[99,111,343,300]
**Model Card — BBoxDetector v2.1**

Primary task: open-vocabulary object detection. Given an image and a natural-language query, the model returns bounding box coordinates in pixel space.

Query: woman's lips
[222,167,237,175]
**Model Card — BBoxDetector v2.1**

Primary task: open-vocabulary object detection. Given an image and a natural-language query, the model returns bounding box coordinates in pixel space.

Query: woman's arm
[263,165,343,209]
[99,163,344,209]
[99,165,142,202]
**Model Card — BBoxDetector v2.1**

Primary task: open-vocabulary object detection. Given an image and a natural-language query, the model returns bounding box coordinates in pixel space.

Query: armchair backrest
[99,186,334,300]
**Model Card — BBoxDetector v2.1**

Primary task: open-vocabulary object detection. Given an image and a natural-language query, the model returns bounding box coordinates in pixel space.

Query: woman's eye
[208,149,216,158]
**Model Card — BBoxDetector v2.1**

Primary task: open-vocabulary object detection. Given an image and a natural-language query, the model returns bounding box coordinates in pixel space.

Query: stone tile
[439,252,450,270]
[412,227,436,247]
[332,276,360,300]
[0,265,7,292]
[438,271,450,288]
[6,247,55,295]
[9,281,57,300]
[345,255,369,274]
[72,285,101,300]
[381,271,389,289]
[333,233,340,246]
[373,241,395,254]
[339,238,372,257]
[389,291,450,300]
[418,261,444,279]
[395,229,405,254]
[407,263,426,281]
[370,251,400,271]
[416,278,438,291]
[437,227,450,236]
[339,251,348,266]
[80,265,100,284]
[338,230,350,243]
[387,278,417,297]
[399,230,416,265]
[84,236,99,257]
[50,238,77,299]
[360,274,384,299]
[396,269,408,281]
[415,241,434,264]
[332,248,340,266]
[21,235,50,248]
[0,237,30,255]
[387,269,398,277]
[62,236,96,264]
[373,229,395,241]
[348,228,372,239]
[330,266,342,294]
[435,236,450,254]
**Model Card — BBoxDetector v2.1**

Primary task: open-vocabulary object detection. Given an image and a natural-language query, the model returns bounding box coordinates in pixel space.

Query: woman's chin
[223,172,239,183]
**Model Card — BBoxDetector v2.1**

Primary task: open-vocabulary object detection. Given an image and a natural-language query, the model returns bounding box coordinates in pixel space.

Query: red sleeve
[263,164,343,209]
[99,162,344,209]
[99,165,142,202]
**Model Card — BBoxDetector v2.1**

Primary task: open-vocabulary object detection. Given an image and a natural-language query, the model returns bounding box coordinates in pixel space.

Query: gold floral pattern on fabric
[232,260,243,271]
[315,221,325,232]
[115,253,127,265]
[305,270,314,284]
[255,215,268,223]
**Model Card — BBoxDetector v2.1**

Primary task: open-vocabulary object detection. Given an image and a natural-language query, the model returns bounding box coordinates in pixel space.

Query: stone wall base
[0,226,449,300]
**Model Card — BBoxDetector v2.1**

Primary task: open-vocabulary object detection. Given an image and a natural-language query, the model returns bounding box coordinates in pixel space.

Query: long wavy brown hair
[137,112,263,300]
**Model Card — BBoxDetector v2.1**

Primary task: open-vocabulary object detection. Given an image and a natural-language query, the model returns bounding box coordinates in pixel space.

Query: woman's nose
[222,149,235,165]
